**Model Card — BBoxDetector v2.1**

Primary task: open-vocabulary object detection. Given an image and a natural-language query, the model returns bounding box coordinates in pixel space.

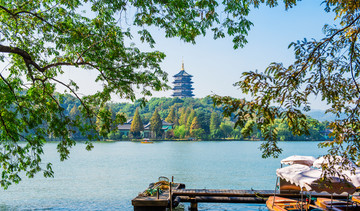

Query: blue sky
[59,0,336,109]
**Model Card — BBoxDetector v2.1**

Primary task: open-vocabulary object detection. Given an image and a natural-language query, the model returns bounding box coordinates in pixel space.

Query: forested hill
[110,97,222,123]
[110,97,335,124]
[60,95,331,141]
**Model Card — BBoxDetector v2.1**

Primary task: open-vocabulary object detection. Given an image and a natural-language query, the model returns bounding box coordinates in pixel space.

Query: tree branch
[42,61,97,71]
[350,35,360,95]
[0,73,35,128]
[0,45,102,77]
[0,44,43,72]
[295,14,360,77]
[75,33,111,63]
[49,77,96,127]
[0,6,63,33]
[0,110,18,142]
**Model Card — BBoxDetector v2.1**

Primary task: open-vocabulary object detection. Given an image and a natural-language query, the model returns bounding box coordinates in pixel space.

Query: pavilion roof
[117,123,131,130]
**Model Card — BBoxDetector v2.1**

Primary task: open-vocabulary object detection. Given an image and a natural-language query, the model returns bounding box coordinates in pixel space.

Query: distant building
[117,119,133,137]
[172,62,194,98]
[117,119,173,138]
[143,120,174,138]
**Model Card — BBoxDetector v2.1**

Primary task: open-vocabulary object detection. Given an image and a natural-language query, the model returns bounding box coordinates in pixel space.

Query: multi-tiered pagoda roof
[172,63,194,98]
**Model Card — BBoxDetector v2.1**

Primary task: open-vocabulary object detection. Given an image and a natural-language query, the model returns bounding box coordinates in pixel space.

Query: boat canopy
[281,155,316,166]
[313,156,357,169]
[343,169,360,188]
[313,156,360,188]
[276,164,356,194]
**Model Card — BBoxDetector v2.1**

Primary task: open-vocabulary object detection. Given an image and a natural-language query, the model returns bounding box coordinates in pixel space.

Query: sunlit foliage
[213,1,360,167]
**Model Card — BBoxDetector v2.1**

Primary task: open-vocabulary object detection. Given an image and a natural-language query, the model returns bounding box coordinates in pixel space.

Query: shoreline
[43,139,327,142]
[103,139,325,142]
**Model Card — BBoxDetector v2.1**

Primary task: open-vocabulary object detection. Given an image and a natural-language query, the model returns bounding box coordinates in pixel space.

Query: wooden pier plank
[179,196,267,204]
[173,189,350,199]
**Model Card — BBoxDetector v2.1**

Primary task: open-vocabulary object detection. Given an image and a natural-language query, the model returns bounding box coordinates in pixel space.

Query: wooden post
[172,176,174,183]
[169,182,172,211]
[301,191,303,211]
[157,188,159,199]
[190,202,198,211]
[272,176,278,208]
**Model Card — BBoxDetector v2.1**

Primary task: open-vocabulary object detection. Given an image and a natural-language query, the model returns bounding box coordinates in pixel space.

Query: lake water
[0,141,327,210]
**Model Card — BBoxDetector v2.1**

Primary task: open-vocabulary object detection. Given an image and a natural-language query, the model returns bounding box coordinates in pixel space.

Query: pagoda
[172,63,194,98]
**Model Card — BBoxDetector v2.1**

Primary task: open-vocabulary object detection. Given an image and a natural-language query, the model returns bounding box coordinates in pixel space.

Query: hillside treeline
[61,94,330,141]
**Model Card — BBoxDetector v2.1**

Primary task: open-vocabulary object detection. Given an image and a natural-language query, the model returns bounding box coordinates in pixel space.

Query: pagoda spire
[181,60,184,70]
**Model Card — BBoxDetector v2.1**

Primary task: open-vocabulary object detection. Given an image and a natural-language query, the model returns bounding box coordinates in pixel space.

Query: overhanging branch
[295,14,360,77]
[0,44,43,72]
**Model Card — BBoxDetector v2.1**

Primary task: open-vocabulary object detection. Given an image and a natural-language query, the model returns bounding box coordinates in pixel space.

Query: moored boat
[315,197,358,211]
[141,141,153,144]
[352,195,360,204]
[267,196,309,211]
[141,138,153,143]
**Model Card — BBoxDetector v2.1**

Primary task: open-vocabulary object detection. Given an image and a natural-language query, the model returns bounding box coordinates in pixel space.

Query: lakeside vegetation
[62,94,331,141]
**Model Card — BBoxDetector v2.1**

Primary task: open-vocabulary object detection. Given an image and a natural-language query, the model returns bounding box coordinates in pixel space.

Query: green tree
[240,120,261,140]
[186,110,196,128]
[107,130,123,140]
[196,109,211,135]
[69,105,82,139]
[173,125,188,139]
[150,109,162,138]
[305,118,323,141]
[276,120,292,142]
[213,129,225,139]
[190,117,201,137]
[231,127,243,139]
[96,105,118,138]
[165,106,177,125]
[212,1,360,164]
[179,107,191,126]
[0,0,312,188]
[130,108,144,138]
[210,112,221,138]
[191,128,206,139]
[220,122,234,139]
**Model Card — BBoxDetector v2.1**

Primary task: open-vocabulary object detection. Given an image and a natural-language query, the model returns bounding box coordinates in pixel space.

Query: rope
[254,191,267,200]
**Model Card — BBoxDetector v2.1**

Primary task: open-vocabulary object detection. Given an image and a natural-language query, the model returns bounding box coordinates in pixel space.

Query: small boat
[141,138,153,144]
[267,196,309,211]
[352,195,360,204]
[315,197,358,211]
[267,157,316,211]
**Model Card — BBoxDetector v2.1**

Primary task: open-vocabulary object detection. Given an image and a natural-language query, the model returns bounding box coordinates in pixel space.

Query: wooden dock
[132,182,185,211]
[132,181,351,211]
